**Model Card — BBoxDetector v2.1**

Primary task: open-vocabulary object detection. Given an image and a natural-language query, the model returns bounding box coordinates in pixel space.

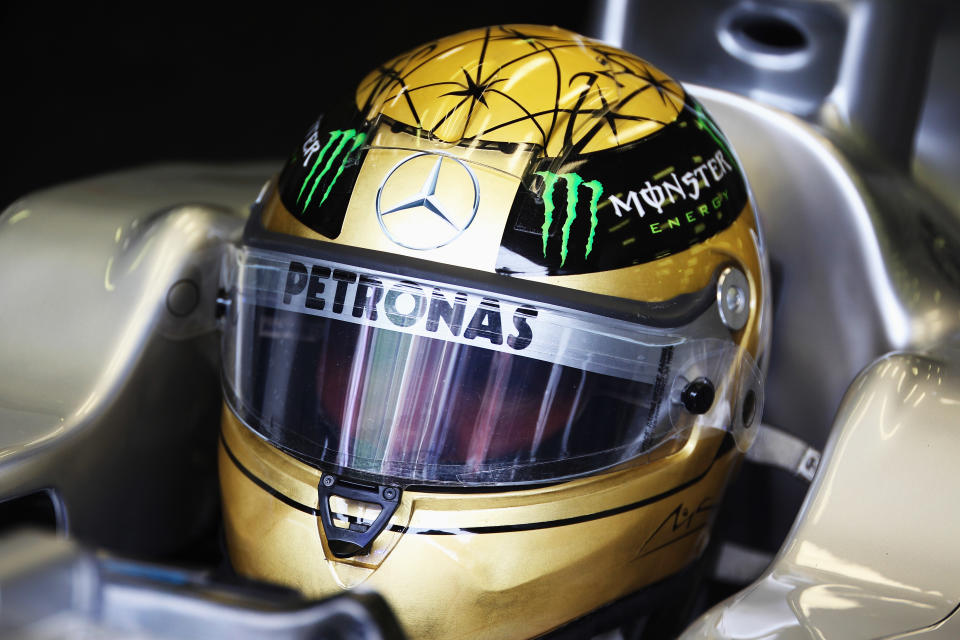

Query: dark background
[0,3,596,212]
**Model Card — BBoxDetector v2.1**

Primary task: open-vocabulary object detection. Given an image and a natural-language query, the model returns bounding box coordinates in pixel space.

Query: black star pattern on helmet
[442,68,505,107]
[360,25,686,156]
[633,62,683,109]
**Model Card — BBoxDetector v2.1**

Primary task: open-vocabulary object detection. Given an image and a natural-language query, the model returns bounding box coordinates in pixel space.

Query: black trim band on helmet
[497,99,749,277]
[221,431,736,536]
[243,197,721,330]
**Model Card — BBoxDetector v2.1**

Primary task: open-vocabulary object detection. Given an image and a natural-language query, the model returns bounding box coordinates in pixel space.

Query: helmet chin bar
[317,474,402,558]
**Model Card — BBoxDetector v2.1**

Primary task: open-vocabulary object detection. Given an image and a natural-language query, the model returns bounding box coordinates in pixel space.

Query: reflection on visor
[222,248,761,486]
[233,306,670,484]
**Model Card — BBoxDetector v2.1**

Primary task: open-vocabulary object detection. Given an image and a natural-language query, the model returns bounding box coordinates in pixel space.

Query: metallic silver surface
[0,531,401,639]
[913,8,960,213]
[0,163,271,555]
[697,85,960,448]
[681,347,960,639]
[594,0,960,211]
[716,4,816,73]
[821,0,941,168]
[597,0,847,117]
[684,84,960,637]
[717,266,750,331]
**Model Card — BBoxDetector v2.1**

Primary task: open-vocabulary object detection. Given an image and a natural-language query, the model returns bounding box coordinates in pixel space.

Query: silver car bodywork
[675,90,960,640]
[683,348,960,639]
[0,164,270,555]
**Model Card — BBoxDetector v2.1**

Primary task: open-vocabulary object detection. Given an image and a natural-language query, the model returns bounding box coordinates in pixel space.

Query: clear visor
[221,246,761,486]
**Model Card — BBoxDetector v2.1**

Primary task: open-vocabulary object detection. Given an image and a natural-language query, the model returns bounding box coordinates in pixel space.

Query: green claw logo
[535,171,603,267]
[297,129,366,213]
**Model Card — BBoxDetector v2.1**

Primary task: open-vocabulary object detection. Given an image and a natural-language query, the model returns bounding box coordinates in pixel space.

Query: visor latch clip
[317,475,402,559]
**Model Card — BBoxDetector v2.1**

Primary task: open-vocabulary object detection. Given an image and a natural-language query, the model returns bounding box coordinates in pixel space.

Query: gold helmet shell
[221,24,769,639]
[355,24,684,155]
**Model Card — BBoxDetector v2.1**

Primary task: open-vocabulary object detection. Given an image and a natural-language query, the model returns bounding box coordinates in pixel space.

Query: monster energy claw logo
[297,129,366,213]
[535,171,603,267]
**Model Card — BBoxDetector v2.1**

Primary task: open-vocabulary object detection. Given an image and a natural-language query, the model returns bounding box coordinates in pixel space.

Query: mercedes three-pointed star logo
[375,152,480,250]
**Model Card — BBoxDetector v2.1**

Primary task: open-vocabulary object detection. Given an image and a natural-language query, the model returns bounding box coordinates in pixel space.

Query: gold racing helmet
[218,24,769,639]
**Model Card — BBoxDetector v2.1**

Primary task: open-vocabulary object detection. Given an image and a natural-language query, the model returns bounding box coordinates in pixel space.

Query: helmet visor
[221,246,761,486]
